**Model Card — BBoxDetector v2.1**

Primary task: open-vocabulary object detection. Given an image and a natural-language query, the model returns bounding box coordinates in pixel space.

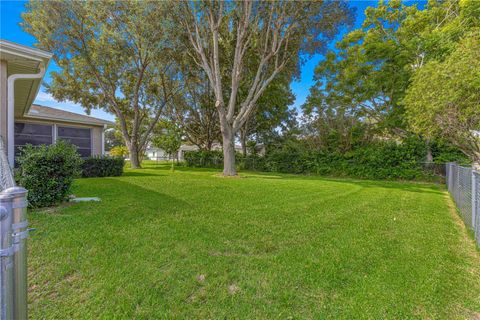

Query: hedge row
[15,142,125,208]
[82,156,125,178]
[184,139,442,180]
[184,150,224,169]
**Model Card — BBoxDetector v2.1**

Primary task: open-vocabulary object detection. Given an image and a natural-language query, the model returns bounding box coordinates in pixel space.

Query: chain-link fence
[446,163,479,246]
[0,139,15,191]
[0,137,30,319]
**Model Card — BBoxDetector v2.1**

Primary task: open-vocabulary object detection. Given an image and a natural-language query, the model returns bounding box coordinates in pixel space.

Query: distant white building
[146,144,200,161]
[145,142,266,162]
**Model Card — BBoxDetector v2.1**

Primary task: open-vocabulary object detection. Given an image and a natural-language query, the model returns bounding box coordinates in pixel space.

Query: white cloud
[35,89,78,106]
[35,91,58,103]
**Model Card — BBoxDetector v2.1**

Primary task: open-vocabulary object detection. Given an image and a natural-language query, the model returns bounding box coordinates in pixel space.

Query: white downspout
[7,63,46,167]
[101,124,106,155]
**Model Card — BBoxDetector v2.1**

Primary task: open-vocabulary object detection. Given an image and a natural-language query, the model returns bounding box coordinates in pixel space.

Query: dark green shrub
[191,138,437,180]
[183,137,460,181]
[431,140,469,165]
[15,141,83,208]
[82,156,125,177]
[184,150,224,168]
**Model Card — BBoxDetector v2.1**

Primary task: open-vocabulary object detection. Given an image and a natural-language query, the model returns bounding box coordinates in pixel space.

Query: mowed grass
[28,162,480,319]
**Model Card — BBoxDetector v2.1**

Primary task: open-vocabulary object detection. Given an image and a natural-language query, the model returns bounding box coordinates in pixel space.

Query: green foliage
[179,1,354,175]
[82,156,125,178]
[405,30,480,163]
[184,150,224,169]
[151,121,183,170]
[300,0,480,170]
[304,0,479,147]
[151,122,182,157]
[104,128,124,151]
[239,71,297,149]
[15,141,83,208]
[190,137,462,180]
[240,138,429,180]
[170,64,220,151]
[109,146,129,158]
[430,140,470,165]
[22,0,181,168]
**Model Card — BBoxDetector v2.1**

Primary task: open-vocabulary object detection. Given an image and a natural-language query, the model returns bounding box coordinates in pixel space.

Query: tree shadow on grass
[122,171,164,177]
[74,177,192,219]
[142,164,222,174]
[238,170,445,195]
[333,178,445,195]
[125,164,444,196]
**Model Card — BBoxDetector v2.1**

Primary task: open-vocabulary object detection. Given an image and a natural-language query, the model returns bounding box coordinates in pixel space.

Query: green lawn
[28,163,480,319]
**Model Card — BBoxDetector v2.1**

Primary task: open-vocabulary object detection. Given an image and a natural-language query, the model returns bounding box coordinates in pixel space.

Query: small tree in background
[104,128,124,152]
[152,122,183,171]
[110,146,129,158]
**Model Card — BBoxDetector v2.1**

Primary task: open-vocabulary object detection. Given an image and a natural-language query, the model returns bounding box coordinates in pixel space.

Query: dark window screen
[14,123,53,156]
[57,126,91,157]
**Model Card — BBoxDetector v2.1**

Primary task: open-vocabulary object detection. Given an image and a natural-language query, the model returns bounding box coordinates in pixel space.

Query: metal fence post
[455,165,461,203]
[473,170,477,235]
[476,172,480,246]
[0,193,14,320]
[447,163,452,191]
[3,187,29,320]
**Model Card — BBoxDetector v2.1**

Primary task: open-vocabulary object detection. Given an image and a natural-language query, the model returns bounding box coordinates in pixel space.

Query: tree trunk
[426,139,433,162]
[221,125,237,176]
[473,151,480,170]
[128,144,142,169]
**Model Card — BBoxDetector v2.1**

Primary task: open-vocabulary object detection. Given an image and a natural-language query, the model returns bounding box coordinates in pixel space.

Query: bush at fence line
[430,140,470,165]
[192,137,443,180]
[82,156,125,178]
[264,139,428,179]
[15,141,83,208]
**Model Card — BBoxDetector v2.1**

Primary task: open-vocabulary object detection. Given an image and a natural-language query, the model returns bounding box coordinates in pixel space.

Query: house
[146,142,265,162]
[146,144,200,162]
[0,40,113,166]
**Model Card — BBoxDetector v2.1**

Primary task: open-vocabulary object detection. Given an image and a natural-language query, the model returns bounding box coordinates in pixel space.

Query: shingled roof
[26,104,114,126]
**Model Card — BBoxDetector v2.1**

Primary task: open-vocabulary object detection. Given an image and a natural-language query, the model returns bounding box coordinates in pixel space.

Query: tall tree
[306,0,472,139]
[302,89,371,153]
[104,127,124,152]
[179,1,353,175]
[239,78,295,155]
[22,0,181,168]
[405,30,480,164]
[171,69,221,151]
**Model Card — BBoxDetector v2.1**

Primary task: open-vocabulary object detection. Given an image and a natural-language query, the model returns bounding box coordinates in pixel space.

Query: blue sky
[0,1,411,122]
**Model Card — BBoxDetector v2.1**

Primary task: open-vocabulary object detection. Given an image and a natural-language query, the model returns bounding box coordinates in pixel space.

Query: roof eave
[0,40,53,61]
[0,40,53,116]
[24,114,114,127]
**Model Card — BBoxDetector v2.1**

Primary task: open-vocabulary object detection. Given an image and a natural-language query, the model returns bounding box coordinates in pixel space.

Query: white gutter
[23,114,114,127]
[7,63,46,167]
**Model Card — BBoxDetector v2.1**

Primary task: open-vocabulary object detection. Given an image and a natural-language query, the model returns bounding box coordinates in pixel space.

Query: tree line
[303,0,479,166]
[22,0,479,175]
